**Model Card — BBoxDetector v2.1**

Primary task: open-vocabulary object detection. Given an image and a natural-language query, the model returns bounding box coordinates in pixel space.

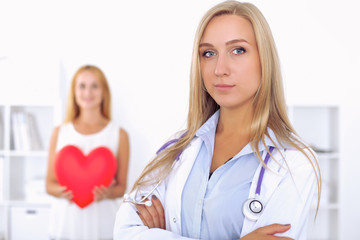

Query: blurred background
[0,0,359,239]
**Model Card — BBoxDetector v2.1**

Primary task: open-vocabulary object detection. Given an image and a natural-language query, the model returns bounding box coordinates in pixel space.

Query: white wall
[1,0,359,238]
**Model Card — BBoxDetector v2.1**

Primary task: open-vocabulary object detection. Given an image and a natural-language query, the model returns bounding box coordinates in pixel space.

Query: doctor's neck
[216,106,254,137]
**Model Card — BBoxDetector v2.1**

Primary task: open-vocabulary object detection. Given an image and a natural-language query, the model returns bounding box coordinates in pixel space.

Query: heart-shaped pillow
[54,145,117,208]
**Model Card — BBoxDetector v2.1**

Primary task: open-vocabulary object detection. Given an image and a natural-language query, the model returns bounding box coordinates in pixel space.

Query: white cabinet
[0,104,56,240]
[288,105,340,240]
[10,205,50,240]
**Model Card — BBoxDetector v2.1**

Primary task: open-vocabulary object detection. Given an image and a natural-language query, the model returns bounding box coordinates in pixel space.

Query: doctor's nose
[214,54,230,77]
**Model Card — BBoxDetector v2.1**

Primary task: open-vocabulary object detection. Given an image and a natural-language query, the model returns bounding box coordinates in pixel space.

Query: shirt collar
[195,110,219,139]
[195,110,286,157]
[231,128,285,159]
[258,128,285,151]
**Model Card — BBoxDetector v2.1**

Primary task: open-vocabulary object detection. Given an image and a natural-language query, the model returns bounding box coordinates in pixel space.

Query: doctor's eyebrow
[199,39,250,48]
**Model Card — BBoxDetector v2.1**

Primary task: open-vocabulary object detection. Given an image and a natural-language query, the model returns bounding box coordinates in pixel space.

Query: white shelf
[317,152,339,160]
[8,201,51,207]
[0,103,56,240]
[8,151,48,157]
[288,105,340,240]
[312,203,339,211]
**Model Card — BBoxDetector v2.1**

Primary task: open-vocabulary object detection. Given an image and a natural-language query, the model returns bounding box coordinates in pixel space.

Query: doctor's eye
[232,47,246,55]
[201,50,216,58]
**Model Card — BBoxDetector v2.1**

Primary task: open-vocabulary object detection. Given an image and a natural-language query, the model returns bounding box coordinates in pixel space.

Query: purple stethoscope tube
[156,132,187,160]
[242,146,274,221]
[256,146,274,195]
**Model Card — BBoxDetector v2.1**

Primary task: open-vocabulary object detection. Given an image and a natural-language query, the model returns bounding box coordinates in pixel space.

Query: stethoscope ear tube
[123,179,164,207]
[123,194,153,207]
[123,134,187,207]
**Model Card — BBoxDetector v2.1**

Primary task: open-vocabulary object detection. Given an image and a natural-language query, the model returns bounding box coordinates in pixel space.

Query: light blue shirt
[181,110,267,240]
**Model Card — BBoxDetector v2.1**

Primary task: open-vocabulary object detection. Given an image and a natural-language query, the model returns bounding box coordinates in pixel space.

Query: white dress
[49,122,120,240]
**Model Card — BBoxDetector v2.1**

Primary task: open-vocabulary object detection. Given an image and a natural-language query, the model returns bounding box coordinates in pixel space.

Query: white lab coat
[113,137,317,240]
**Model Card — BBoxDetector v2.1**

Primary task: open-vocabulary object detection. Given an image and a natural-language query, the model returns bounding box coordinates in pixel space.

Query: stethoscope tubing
[255,146,274,195]
[124,136,276,221]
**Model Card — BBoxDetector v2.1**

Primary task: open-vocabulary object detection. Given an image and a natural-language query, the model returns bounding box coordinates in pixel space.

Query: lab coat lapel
[165,137,203,234]
[241,149,286,236]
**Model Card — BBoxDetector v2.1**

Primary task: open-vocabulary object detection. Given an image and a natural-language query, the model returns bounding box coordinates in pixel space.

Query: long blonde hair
[63,65,112,123]
[132,1,321,207]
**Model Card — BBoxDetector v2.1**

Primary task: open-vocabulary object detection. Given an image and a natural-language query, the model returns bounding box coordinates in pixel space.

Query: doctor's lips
[215,84,235,91]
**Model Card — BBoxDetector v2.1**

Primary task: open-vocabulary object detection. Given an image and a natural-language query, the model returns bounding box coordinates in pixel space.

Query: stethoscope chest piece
[242,197,264,221]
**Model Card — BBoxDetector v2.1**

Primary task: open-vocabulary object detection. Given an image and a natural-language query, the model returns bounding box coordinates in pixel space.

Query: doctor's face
[199,14,261,111]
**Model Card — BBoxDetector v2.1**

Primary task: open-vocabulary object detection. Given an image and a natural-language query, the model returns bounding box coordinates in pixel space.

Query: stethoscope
[242,146,274,221]
[123,136,184,207]
[124,136,274,222]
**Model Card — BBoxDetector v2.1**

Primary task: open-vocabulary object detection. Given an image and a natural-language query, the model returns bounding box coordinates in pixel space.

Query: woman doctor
[114,1,320,239]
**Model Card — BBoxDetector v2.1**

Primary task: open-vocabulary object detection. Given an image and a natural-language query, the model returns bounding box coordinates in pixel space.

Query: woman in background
[114,1,320,240]
[46,65,129,240]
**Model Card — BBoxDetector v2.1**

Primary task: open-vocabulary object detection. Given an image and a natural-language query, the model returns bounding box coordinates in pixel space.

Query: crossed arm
[135,195,294,240]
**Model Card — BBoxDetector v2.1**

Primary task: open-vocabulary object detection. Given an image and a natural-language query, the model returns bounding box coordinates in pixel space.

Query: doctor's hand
[136,195,165,229]
[239,224,293,240]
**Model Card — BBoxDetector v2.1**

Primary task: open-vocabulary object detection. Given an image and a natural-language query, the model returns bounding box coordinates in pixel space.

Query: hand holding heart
[58,185,73,200]
[54,145,117,208]
[93,180,116,201]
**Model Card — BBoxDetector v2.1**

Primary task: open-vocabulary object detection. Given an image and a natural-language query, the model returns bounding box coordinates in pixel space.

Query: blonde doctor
[114,1,320,240]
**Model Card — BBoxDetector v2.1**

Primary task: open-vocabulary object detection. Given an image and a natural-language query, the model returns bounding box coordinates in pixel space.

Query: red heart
[54,145,117,208]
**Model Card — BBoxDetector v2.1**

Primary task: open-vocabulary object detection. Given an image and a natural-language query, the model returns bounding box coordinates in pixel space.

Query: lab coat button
[173,217,176,223]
